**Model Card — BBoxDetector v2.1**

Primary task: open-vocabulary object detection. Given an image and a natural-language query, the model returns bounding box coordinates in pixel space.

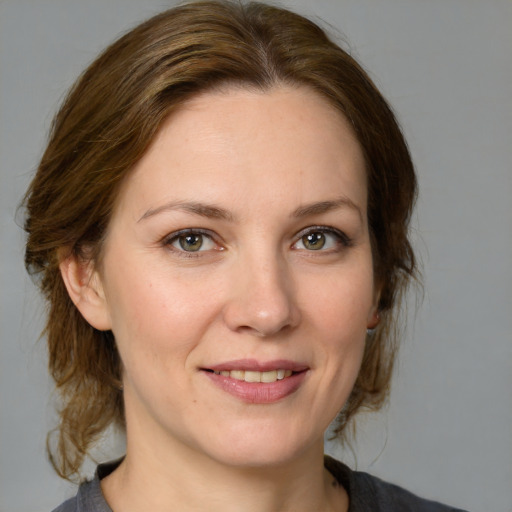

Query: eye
[293,227,350,251]
[166,230,218,253]
[300,232,328,250]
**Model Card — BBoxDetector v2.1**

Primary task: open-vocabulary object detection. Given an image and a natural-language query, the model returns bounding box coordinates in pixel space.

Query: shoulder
[51,494,82,512]
[50,459,121,512]
[351,471,469,512]
[324,455,469,512]
[50,479,109,512]
[51,497,75,512]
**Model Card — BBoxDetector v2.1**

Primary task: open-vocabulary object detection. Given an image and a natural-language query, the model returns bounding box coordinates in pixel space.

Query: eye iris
[179,234,203,252]
[303,232,325,250]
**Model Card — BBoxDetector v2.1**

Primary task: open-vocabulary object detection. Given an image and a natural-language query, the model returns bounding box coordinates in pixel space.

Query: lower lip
[203,371,308,404]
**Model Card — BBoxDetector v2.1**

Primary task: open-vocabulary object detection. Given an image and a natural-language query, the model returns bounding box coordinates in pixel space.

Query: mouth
[201,359,309,403]
[204,368,294,383]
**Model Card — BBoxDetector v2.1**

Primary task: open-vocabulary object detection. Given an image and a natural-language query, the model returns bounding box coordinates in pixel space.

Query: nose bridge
[223,244,299,337]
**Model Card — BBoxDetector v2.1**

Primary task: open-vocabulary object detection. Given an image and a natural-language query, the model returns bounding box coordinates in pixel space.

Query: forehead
[115,85,367,219]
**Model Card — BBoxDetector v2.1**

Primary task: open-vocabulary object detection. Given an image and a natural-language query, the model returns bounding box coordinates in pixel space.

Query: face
[89,86,378,468]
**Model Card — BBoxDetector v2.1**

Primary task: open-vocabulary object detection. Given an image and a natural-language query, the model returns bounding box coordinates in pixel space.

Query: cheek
[298,270,372,428]
[104,261,222,363]
[304,267,375,333]
[302,263,374,388]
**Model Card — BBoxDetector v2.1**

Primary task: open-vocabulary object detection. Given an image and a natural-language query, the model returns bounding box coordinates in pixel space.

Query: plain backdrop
[1,1,511,511]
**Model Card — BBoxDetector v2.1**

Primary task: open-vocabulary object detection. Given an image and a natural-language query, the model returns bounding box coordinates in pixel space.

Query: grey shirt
[52,456,468,512]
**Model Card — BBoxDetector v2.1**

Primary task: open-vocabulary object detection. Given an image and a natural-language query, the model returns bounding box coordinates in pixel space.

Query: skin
[62,85,379,512]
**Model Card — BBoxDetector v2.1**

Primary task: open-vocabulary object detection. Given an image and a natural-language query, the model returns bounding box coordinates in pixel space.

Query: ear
[366,308,380,330]
[367,282,382,329]
[59,252,112,331]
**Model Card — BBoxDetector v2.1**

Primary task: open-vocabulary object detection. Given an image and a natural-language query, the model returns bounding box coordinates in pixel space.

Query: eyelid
[163,227,215,242]
[292,225,352,249]
[161,225,352,256]
[162,228,223,255]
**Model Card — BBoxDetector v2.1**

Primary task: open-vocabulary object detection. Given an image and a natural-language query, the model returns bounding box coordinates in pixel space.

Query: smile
[202,360,309,403]
[211,369,293,383]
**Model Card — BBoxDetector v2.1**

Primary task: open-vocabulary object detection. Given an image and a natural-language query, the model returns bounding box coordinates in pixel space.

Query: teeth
[244,370,261,383]
[260,370,277,383]
[212,369,294,383]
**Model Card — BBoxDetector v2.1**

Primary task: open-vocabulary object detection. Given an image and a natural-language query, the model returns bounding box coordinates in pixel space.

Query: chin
[196,420,321,469]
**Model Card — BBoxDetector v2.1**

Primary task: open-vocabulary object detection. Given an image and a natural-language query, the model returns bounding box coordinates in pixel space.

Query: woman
[23,1,467,511]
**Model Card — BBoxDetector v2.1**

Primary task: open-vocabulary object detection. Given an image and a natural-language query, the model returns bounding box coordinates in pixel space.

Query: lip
[201,359,309,404]
[206,359,309,373]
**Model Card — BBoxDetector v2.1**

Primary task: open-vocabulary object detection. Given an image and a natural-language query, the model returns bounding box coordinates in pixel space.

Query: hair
[23,0,417,480]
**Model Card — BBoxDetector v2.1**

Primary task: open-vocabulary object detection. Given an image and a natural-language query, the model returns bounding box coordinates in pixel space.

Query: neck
[101,431,347,512]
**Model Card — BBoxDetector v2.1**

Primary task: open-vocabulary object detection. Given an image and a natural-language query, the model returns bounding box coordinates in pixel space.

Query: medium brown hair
[24,0,417,480]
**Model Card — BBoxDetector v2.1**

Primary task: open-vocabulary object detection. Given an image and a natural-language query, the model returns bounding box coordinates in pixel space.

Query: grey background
[1,1,511,511]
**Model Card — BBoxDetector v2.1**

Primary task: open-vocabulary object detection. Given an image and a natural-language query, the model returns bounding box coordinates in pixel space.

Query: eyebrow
[138,196,363,223]
[292,196,363,222]
[138,201,235,222]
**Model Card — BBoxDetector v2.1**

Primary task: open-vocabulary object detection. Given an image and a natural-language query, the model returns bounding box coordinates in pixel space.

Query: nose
[222,254,300,337]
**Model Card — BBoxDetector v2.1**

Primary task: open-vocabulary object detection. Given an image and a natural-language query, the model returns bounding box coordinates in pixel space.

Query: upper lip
[204,359,309,372]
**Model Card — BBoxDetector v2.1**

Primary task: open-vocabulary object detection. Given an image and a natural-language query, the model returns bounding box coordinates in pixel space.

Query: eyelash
[293,226,353,252]
[162,228,221,258]
[162,226,353,258]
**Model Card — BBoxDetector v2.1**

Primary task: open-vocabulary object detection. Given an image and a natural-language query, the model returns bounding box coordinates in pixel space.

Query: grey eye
[178,234,203,252]
[170,232,216,252]
[301,232,326,250]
